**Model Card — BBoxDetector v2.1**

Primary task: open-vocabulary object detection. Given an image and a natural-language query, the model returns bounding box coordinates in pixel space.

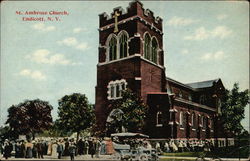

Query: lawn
[160,158,195,161]
[161,152,203,157]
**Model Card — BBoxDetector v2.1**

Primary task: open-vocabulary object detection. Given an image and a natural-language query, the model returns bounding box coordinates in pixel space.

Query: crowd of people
[0,137,214,160]
[153,139,214,153]
[0,137,115,160]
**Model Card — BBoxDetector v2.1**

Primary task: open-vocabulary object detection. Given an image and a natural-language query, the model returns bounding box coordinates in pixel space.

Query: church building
[95,0,230,142]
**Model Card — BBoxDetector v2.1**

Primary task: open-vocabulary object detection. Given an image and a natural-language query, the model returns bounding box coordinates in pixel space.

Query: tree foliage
[109,90,148,133]
[6,99,53,137]
[221,83,249,134]
[37,120,71,137]
[57,93,94,140]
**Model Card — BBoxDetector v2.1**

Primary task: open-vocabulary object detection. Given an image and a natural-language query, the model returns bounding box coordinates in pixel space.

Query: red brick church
[95,0,230,142]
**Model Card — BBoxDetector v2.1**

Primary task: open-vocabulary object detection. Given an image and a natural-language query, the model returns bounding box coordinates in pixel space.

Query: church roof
[186,79,220,89]
[166,77,194,90]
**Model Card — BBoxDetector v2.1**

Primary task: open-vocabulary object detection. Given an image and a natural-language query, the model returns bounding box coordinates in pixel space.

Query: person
[47,140,52,156]
[57,140,64,159]
[25,141,33,158]
[164,141,170,152]
[155,142,161,154]
[106,138,115,155]
[20,140,26,158]
[32,140,38,158]
[15,141,21,158]
[69,141,76,161]
[42,140,48,155]
[63,138,70,156]
[145,141,152,149]
[204,140,210,152]
[51,141,58,158]
[198,140,204,151]
[84,139,89,155]
[95,139,101,158]
[178,140,184,152]
[3,140,12,160]
[170,140,178,152]
[88,138,95,158]
[77,139,84,155]
[36,140,44,159]
[100,138,106,155]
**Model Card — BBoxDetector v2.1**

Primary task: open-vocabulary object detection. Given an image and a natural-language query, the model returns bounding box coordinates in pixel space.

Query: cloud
[181,49,189,54]
[166,16,197,26]
[18,69,46,81]
[57,37,78,46]
[32,23,55,32]
[76,42,89,51]
[217,14,228,20]
[57,37,90,51]
[26,49,80,65]
[184,26,232,40]
[73,27,87,33]
[201,51,225,60]
[211,26,232,39]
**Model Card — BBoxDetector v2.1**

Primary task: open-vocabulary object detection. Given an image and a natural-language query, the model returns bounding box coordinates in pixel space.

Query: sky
[1,1,249,130]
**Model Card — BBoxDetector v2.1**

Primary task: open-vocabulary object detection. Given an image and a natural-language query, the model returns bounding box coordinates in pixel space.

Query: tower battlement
[99,0,162,32]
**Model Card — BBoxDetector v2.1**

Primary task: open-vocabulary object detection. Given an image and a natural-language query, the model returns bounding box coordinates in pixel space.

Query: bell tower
[95,0,166,131]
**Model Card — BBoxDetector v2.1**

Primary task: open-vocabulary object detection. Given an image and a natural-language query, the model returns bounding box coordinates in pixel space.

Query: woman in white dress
[51,141,58,158]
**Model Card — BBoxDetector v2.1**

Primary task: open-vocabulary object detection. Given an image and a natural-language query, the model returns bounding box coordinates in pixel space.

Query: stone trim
[175,98,216,112]
[98,54,165,69]
[99,15,163,34]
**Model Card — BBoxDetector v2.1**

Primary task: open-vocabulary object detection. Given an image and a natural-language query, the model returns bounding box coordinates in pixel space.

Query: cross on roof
[113,11,120,33]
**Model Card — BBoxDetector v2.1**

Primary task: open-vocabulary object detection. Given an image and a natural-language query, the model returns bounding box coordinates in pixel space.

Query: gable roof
[186,79,220,89]
[166,77,194,91]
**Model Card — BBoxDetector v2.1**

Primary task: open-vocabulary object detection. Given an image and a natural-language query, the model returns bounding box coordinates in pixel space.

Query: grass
[160,158,195,161]
[161,152,203,157]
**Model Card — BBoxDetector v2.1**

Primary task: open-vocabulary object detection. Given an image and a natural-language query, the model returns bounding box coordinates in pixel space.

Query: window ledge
[107,96,122,100]
[156,124,163,127]
[180,127,184,130]
[192,128,196,131]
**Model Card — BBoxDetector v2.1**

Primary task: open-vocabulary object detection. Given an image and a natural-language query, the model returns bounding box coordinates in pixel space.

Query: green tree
[221,83,249,135]
[57,93,94,140]
[6,99,53,139]
[109,90,148,133]
[38,120,71,137]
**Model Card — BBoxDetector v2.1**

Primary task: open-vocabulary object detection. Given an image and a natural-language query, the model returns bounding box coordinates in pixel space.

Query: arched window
[109,36,117,61]
[210,118,213,129]
[144,33,151,60]
[151,37,158,64]
[119,33,128,58]
[191,113,195,127]
[200,115,203,127]
[156,111,163,126]
[179,111,183,126]
[217,98,222,114]
[188,94,192,101]
[204,116,207,129]
[200,95,206,105]
[179,91,183,98]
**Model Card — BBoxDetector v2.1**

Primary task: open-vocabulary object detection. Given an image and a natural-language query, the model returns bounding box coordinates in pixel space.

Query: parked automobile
[111,132,159,161]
